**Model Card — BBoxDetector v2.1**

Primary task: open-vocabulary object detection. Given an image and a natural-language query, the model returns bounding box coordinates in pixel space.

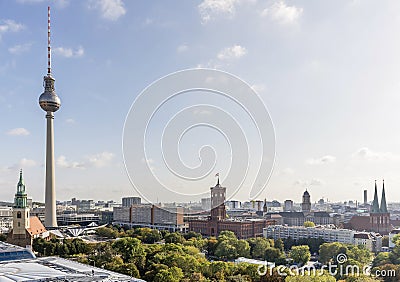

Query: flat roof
[0,257,146,282]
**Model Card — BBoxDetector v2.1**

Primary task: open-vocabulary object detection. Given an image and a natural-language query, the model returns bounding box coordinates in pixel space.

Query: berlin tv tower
[39,6,61,228]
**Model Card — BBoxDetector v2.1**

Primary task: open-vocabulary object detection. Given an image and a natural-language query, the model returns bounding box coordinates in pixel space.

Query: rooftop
[0,256,145,281]
[0,241,36,262]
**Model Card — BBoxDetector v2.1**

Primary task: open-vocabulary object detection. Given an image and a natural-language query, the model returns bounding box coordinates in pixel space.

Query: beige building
[264,225,355,244]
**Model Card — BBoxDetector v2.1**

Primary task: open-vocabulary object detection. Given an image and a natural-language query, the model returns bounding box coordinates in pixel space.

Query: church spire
[215,173,220,186]
[14,170,27,208]
[380,179,388,213]
[371,180,380,213]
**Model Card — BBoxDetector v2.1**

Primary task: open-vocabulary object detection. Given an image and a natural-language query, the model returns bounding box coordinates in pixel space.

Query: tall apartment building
[130,204,152,223]
[122,197,141,207]
[113,204,186,232]
[152,205,183,225]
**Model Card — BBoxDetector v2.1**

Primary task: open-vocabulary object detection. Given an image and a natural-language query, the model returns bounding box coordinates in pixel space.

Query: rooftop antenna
[47,6,51,76]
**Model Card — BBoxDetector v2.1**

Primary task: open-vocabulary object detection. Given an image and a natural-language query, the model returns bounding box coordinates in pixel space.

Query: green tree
[96,226,119,238]
[215,240,238,260]
[235,240,251,258]
[382,236,389,247]
[290,245,310,266]
[373,252,391,267]
[207,236,218,256]
[218,231,237,242]
[248,237,270,259]
[265,247,282,262]
[347,244,371,265]
[286,274,335,282]
[184,231,203,240]
[274,238,284,253]
[112,237,145,271]
[319,242,347,264]
[304,221,315,228]
[389,234,400,264]
[164,232,185,244]
[153,266,184,282]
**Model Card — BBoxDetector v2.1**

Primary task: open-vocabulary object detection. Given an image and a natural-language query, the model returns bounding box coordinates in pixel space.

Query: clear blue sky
[1,0,399,204]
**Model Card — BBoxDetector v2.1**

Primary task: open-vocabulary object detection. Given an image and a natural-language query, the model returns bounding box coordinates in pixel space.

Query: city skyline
[1,1,400,203]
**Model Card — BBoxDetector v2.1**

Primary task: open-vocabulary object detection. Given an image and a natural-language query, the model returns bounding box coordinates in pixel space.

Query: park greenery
[31,227,400,281]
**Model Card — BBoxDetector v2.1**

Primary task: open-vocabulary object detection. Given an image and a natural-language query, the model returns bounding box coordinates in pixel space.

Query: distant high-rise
[301,190,311,213]
[39,7,61,227]
[284,199,294,212]
[122,197,141,207]
[363,190,368,205]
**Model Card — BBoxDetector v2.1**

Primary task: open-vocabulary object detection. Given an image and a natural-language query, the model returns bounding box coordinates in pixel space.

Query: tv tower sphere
[39,75,61,112]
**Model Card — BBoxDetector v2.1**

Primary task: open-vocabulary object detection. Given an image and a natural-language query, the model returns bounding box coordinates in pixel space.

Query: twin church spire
[371,180,388,213]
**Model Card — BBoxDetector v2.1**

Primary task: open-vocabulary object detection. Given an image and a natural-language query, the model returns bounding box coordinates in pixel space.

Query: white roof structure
[0,257,146,282]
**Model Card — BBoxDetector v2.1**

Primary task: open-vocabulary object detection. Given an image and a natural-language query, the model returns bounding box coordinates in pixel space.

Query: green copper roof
[380,180,388,213]
[371,180,380,213]
[14,170,27,209]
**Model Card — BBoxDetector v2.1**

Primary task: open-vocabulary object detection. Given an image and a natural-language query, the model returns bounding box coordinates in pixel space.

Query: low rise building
[353,232,382,253]
[264,225,355,244]
[57,213,100,226]
[389,228,400,249]
[0,206,13,232]
[264,225,382,252]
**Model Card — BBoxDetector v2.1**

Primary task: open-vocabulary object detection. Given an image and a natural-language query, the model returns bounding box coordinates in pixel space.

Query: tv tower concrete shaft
[45,112,57,227]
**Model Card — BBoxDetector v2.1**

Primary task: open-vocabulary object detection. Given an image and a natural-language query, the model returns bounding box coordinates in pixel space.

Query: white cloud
[57,155,85,169]
[177,44,188,53]
[251,84,266,93]
[16,0,70,8]
[65,118,75,124]
[261,1,303,25]
[8,43,32,55]
[19,158,37,168]
[198,0,237,24]
[352,147,400,161]
[53,46,84,58]
[281,167,294,175]
[16,0,45,3]
[6,128,30,136]
[294,178,324,187]
[198,45,247,68]
[306,155,336,165]
[0,20,24,34]
[217,45,247,60]
[87,152,115,167]
[89,0,126,21]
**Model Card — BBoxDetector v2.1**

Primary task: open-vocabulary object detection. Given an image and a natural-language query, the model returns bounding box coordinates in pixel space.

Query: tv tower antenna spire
[47,6,51,75]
